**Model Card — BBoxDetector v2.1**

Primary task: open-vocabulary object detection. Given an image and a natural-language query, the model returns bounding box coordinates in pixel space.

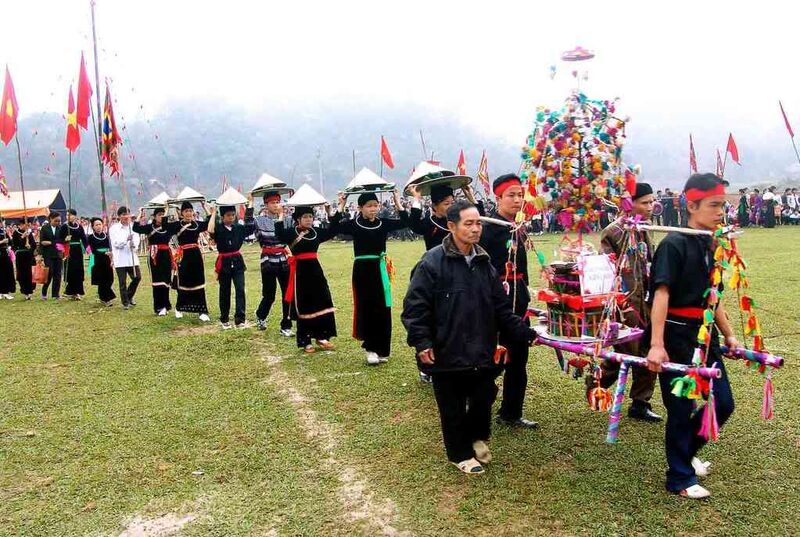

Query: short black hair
[683,173,725,194]
[446,199,477,224]
[67,208,77,216]
[48,211,60,220]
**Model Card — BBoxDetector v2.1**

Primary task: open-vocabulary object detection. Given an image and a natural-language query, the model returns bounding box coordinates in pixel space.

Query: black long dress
[737,195,750,227]
[329,211,409,357]
[0,227,16,294]
[87,232,116,303]
[133,220,174,313]
[61,222,87,296]
[11,228,36,295]
[276,222,337,348]
[165,219,209,315]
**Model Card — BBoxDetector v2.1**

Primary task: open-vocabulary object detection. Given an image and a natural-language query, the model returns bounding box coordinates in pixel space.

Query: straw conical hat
[216,187,249,206]
[344,167,395,193]
[173,186,206,202]
[404,161,472,196]
[146,191,170,207]
[285,183,328,207]
[250,173,292,196]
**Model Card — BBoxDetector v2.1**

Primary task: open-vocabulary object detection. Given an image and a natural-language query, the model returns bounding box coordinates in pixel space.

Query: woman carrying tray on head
[165,201,211,322]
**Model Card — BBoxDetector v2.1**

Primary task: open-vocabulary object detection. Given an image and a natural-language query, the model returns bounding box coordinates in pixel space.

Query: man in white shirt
[109,206,142,309]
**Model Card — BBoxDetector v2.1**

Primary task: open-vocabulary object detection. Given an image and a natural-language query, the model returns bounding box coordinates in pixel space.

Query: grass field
[1,227,798,536]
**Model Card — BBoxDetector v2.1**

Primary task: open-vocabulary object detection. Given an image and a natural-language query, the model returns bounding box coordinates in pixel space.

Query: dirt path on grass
[259,348,411,537]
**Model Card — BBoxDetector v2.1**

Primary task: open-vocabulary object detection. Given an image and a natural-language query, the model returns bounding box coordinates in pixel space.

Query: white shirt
[109,221,141,268]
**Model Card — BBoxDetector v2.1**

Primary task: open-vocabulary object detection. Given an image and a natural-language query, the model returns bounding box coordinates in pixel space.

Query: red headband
[685,184,726,202]
[264,194,281,203]
[494,178,522,197]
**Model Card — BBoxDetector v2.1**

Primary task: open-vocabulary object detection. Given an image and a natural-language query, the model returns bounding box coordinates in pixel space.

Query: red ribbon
[215,251,242,276]
[284,253,319,304]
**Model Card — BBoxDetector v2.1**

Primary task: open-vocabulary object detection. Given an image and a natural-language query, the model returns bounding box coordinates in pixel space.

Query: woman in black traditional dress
[165,201,211,321]
[11,220,36,299]
[277,205,337,353]
[87,217,116,305]
[331,190,408,365]
[0,220,16,299]
[62,209,88,299]
[134,206,174,316]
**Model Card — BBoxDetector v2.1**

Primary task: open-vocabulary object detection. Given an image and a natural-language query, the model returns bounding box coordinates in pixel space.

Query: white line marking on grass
[260,349,411,537]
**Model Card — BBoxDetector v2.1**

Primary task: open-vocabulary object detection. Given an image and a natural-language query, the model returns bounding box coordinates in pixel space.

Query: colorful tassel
[698,382,720,442]
[762,374,775,421]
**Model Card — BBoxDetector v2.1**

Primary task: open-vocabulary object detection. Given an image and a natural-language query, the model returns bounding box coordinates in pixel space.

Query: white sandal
[472,440,492,465]
[452,457,484,475]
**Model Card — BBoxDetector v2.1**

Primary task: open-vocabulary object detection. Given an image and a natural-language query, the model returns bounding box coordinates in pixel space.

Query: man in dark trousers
[403,200,535,475]
[646,173,741,499]
[479,174,538,429]
[38,211,64,300]
[208,203,256,329]
[254,191,293,336]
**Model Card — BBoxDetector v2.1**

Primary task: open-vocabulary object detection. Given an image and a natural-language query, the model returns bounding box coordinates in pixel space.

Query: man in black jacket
[402,200,535,475]
[38,211,64,300]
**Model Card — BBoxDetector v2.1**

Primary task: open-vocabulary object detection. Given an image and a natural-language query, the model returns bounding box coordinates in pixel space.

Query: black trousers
[219,269,246,324]
[432,370,496,463]
[116,266,141,306]
[42,256,62,298]
[497,313,531,421]
[256,267,291,329]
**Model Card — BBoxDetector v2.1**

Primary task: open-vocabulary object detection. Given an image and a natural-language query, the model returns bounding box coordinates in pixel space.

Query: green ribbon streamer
[89,248,109,275]
[354,252,391,307]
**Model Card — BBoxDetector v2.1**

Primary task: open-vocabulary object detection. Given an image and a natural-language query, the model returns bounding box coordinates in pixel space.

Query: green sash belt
[354,252,392,307]
[89,248,109,274]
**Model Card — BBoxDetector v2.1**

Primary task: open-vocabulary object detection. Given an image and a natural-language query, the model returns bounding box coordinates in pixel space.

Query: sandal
[317,339,336,351]
[303,345,316,354]
[452,457,484,475]
[472,440,492,465]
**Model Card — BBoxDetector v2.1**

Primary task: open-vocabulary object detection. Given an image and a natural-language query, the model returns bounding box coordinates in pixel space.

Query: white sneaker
[175,310,184,319]
[679,484,711,499]
[199,314,211,322]
[366,352,380,366]
[221,322,232,330]
[157,308,167,316]
[378,356,389,363]
[691,457,712,478]
[280,328,294,337]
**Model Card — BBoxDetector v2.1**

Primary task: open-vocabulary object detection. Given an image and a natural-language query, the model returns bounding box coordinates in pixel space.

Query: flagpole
[68,151,72,209]
[789,137,800,167]
[379,137,383,178]
[352,149,356,176]
[90,0,108,218]
[419,130,427,160]
[14,132,27,224]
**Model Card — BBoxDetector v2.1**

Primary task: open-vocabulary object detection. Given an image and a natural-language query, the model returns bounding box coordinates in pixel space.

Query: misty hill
[1,100,798,214]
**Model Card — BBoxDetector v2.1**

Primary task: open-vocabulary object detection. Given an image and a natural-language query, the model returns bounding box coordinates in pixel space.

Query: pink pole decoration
[721,345,784,369]
[606,361,629,444]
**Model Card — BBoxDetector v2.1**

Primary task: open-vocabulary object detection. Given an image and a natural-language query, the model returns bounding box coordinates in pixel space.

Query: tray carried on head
[250,173,294,197]
[403,161,472,196]
[285,184,328,207]
[342,167,396,196]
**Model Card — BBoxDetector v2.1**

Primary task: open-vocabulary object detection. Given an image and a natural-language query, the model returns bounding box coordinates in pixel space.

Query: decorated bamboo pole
[605,361,629,444]
[721,345,784,369]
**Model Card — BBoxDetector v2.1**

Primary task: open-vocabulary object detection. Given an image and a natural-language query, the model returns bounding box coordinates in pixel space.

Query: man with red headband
[254,191,293,336]
[645,173,740,499]
[479,173,538,429]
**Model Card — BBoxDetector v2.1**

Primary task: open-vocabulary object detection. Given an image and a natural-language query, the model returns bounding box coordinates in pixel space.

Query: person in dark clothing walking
[38,212,65,300]
[254,192,293,336]
[403,200,535,475]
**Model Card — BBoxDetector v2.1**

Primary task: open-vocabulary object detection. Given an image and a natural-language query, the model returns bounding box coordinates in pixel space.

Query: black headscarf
[633,182,653,200]
[292,206,314,221]
[357,193,378,206]
[430,185,454,204]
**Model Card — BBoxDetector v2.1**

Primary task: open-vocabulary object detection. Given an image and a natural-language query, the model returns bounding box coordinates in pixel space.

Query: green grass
[1,227,799,536]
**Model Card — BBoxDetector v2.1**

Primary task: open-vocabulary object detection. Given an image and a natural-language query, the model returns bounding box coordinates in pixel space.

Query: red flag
[689,134,698,173]
[716,148,724,177]
[726,133,740,165]
[780,100,794,138]
[101,85,122,176]
[76,53,93,130]
[380,135,394,169]
[65,86,81,152]
[477,150,490,196]
[456,149,466,175]
[0,67,19,146]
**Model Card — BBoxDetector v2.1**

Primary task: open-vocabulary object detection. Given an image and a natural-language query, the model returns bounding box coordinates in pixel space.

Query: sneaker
[472,440,492,465]
[129,299,136,306]
[199,314,210,322]
[366,352,380,366]
[280,328,294,337]
[25,295,32,301]
[75,295,82,301]
[378,356,389,363]
[628,403,663,423]
[691,457,712,478]
[496,416,539,429]
[235,321,249,329]
[419,372,433,384]
[157,308,167,317]
[452,457,484,475]
[221,322,232,330]
[122,304,130,310]
[175,310,184,319]
[256,319,267,331]
[678,484,711,499]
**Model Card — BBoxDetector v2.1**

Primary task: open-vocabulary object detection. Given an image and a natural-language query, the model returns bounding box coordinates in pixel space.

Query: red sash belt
[215,250,242,275]
[668,306,704,319]
[261,246,286,255]
[150,244,176,270]
[176,243,198,264]
[284,253,319,304]
[504,272,526,281]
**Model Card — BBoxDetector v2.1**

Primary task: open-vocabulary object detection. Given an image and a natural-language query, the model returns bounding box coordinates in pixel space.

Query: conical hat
[146,191,170,206]
[404,161,472,196]
[216,187,249,206]
[285,183,328,207]
[250,173,292,196]
[173,186,206,202]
